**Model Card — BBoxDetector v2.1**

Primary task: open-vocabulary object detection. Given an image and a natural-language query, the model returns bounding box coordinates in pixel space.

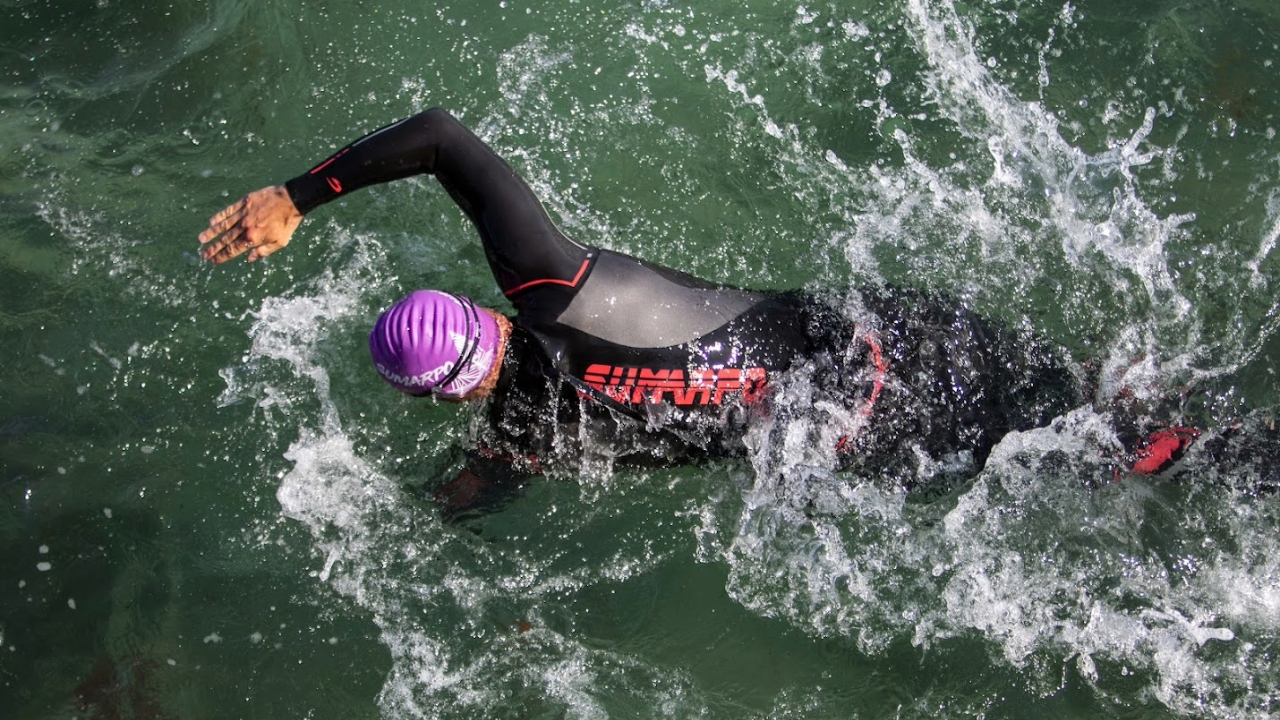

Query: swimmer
[199,109,1191,506]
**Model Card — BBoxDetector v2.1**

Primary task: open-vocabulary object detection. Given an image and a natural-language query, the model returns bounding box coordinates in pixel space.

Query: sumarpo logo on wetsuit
[582,364,767,406]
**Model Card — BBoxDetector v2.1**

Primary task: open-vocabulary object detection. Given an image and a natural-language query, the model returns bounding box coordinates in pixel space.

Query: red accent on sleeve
[308,148,349,175]
[503,258,592,296]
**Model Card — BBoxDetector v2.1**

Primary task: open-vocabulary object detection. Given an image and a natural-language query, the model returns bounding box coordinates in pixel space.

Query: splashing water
[9,0,1280,718]
[237,1,1280,716]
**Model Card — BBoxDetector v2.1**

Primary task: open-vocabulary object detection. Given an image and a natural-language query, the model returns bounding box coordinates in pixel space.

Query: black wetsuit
[286,108,1081,488]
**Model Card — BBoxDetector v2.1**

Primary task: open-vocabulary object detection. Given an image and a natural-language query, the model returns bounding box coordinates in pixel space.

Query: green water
[3,0,1279,717]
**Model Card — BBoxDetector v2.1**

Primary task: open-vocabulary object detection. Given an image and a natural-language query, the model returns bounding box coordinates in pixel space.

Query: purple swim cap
[369,290,501,399]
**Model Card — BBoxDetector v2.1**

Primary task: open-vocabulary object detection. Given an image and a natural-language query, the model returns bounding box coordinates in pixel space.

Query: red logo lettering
[584,364,610,392]
[577,365,768,407]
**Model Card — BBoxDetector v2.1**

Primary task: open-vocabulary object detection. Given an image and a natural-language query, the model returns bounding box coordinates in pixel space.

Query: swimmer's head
[369,290,501,399]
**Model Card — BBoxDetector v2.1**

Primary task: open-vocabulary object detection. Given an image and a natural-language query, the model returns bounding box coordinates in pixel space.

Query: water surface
[3,0,1280,717]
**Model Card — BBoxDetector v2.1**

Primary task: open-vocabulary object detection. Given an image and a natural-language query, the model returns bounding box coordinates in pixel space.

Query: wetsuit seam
[503,256,595,296]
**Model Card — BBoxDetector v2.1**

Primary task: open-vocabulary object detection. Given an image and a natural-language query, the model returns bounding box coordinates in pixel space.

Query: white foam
[730,388,1280,715]
[1246,191,1280,288]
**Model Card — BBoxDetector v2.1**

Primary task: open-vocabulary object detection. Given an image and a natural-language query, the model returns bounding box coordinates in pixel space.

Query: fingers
[210,198,244,225]
[204,230,252,265]
[197,196,256,263]
[199,200,246,244]
[201,214,294,264]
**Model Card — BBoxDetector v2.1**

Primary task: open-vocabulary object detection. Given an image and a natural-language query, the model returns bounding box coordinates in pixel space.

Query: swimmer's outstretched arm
[198,108,591,294]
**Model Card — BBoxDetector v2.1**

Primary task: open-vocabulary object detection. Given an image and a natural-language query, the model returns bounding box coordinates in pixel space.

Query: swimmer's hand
[198,185,302,264]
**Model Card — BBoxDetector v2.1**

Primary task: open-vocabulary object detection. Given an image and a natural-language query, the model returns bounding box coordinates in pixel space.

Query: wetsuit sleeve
[284,108,593,296]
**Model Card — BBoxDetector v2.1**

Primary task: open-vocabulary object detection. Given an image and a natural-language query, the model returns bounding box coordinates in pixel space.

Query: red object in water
[1131,427,1201,475]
